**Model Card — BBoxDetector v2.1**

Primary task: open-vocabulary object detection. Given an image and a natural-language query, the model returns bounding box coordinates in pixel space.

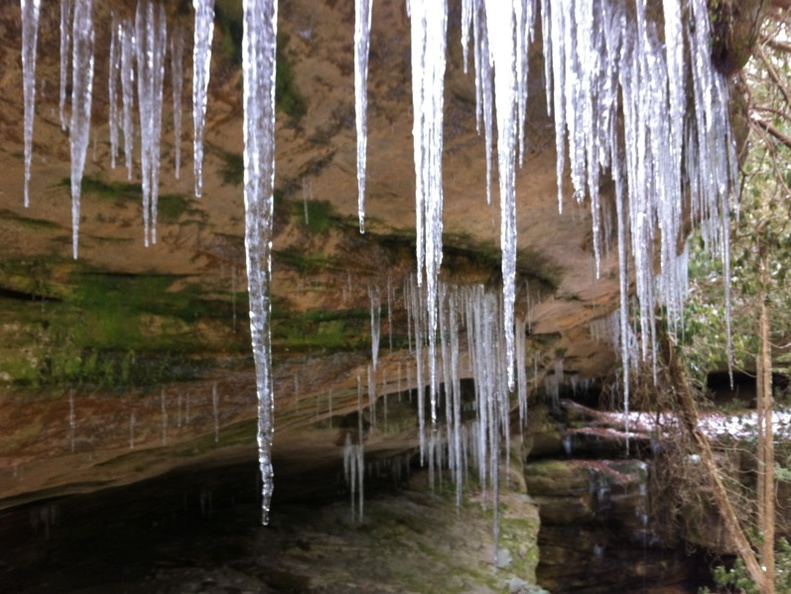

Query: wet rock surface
[2,465,546,594]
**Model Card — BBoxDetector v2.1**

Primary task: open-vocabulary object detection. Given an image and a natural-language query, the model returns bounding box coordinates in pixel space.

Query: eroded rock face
[0,0,619,509]
[1,465,547,594]
[0,1,763,591]
[524,404,704,593]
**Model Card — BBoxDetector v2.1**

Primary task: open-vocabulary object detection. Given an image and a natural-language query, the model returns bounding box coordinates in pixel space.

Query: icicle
[369,285,381,370]
[59,0,73,132]
[409,0,447,428]
[21,0,42,208]
[120,19,136,180]
[354,0,372,232]
[171,27,185,180]
[473,1,494,207]
[367,364,376,429]
[136,1,167,246]
[484,0,519,389]
[108,14,121,170]
[69,0,94,260]
[192,0,215,198]
[242,0,277,526]
[516,318,527,429]
[302,178,310,224]
[387,275,394,351]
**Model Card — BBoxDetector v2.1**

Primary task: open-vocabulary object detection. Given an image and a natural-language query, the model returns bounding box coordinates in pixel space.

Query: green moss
[274,248,337,274]
[62,175,190,224]
[275,33,307,121]
[0,209,63,231]
[214,0,244,65]
[293,199,340,234]
[0,261,252,388]
[63,175,141,204]
[219,151,244,186]
[271,307,370,353]
[157,193,190,224]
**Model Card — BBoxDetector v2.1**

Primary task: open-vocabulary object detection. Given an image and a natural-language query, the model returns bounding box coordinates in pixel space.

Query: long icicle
[193,0,215,198]
[69,0,94,259]
[21,0,42,208]
[354,0,372,232]
[242,0,278,526]
[59,0,73,132]
[409,0,447,426]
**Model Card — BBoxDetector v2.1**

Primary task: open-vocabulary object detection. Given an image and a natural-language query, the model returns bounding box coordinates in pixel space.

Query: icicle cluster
[403,276,530,546]
[135,1,167,246]
[19,0,737,528]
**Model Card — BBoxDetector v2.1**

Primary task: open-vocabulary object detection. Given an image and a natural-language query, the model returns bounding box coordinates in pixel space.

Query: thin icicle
[108,14,121,170]
[59,0,73,132]
[193,0,215,198]
[242,0,277,526]
[171,27,185,180]
[120,19,135,180]
[369,285,381,371]
[354,0,372,232]
[69,0,94,260]
[21,0,42,208]
[516,318,528,429]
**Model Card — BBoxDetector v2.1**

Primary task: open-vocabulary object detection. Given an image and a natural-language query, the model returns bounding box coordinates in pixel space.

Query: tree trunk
[758,264,775,593]
[659,330,767,590]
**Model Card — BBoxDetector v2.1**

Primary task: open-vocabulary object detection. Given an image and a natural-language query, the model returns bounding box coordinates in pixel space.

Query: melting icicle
[21,0,41,208]
[69,0,94,260]
[192,0,215,198]
[242,0,277,526]
[171,27,185,180]
[354,0,372,232]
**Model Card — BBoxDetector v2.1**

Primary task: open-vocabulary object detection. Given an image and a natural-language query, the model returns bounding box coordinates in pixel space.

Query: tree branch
[752,116,791,151]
